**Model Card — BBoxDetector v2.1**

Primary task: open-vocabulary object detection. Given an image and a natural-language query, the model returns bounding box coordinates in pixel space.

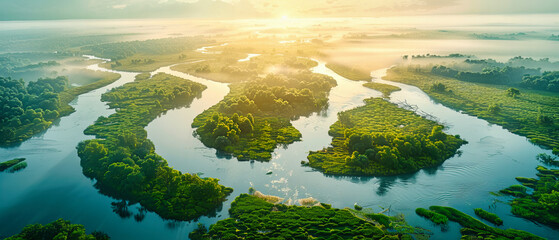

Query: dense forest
[521,71,559,92]
[0,71,121,145]
[430,65,540,85]
[189,193,419,240]
[77,73,232,220]
[4,219,109,240]
[307,98,466,176]
[192,60,337,161]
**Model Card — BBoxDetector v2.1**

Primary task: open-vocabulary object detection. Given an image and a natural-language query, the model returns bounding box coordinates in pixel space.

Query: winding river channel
[0,52,557,239]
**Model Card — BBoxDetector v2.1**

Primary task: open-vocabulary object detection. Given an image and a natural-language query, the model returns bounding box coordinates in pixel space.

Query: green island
[189,191,424,240]
[384,63,559,151]
[306,97,466,176]
[499,165,559,228]
[415,208,448,225]
[77,72,232,221]
[4,218,109,240]
[416,206,543,240]
[325,62,371,81]
[175,42,337,161]
[473,208,503,226]
[0,71,121,145]
[363,82,401,98]
[0,158,27,173]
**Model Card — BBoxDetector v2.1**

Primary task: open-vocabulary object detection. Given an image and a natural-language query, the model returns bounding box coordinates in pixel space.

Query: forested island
[0,72,121,145]
[385,65,559,151]
[189,191,421,240]
[77,73,232,221]
[4,219,109,240]
[168,42,339,161]
[306,98,466,176]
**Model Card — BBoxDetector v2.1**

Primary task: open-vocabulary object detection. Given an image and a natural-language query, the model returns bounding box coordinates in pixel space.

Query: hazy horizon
[2,0,559,20]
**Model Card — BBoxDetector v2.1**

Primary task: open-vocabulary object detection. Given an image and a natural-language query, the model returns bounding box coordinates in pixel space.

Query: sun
[281,15,289,20]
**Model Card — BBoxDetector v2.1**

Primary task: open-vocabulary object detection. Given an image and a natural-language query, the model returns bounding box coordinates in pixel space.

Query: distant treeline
[81,37,210,60]
[521,71,559,92]
[431,65,540,85]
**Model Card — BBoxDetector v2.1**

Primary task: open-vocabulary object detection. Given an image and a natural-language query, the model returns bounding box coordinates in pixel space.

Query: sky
[1,0,559,20]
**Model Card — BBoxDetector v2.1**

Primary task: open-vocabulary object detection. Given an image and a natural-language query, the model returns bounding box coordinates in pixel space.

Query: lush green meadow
[190,193,418,240]
[384,67,559,150]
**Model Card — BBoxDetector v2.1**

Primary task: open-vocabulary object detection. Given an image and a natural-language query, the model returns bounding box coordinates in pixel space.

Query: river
[0,55,557,239]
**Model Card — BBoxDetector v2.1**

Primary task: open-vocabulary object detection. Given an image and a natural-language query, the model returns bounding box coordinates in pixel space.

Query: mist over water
[1,16,559,239]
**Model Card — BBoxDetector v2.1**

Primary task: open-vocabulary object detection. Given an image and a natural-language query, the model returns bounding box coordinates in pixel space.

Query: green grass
[307,98,466,176]
[77,73,232,221]
[384,67,559,149]
[415,208,448,225]
[0,158,26,172]
[474,208,503,226]
[428,206,543,240]
[499,165,559,228]
[326,62,371,81]
[8,162,27,173]
[363,82,401,97]
[190,193,415,240]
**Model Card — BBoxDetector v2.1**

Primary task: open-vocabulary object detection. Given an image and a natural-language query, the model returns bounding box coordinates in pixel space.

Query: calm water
[0,53,558,240]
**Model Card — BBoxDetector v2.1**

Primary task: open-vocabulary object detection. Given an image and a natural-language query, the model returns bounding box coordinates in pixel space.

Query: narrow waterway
[0,54,557,240]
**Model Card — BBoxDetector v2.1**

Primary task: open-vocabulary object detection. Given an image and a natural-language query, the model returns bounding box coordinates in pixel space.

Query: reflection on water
[1,54,558,240]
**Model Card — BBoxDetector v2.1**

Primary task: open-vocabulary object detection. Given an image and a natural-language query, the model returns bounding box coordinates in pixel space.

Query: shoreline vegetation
[417,206,543,240]
[306,97,466,176]
[0,71,121,146]
[384,64,559,151]
[325,62,371,81]
[189,190,425,240]
[4,219,110,240]
[77,73,232,221]
[499,165,559,228]
[0,157,27,173]
[363,82,401,98]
